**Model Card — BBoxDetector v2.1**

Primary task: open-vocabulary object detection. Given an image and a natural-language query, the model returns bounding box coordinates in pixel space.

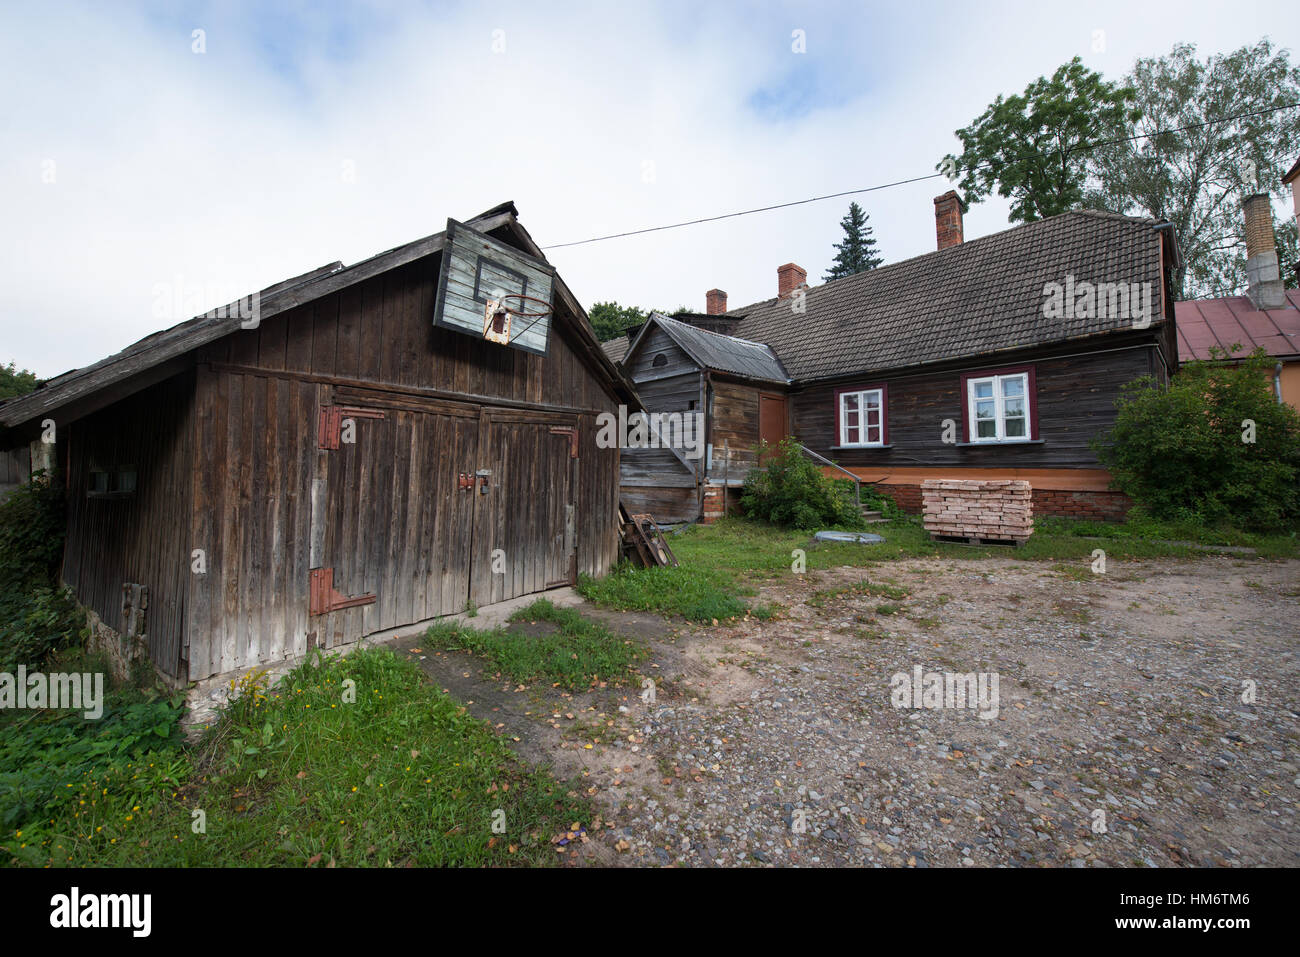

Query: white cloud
[1,0,1294,376]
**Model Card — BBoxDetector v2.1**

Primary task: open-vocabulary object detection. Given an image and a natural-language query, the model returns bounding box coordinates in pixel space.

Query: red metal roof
[1174,289,1300,363]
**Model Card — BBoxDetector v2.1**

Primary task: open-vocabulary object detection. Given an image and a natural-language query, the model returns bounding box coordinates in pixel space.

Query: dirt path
[393,556,1299,867]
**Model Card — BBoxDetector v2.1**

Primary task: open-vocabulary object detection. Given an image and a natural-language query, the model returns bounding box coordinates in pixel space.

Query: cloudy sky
[2,0,1296,377]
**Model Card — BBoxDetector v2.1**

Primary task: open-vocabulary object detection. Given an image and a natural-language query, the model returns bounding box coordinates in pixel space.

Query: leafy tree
[1084,40,1300,299]
[0,362,38,401]
[1279,219,1299,291]
[939,57,1137,223]
[1092,348,1300,530]
[823,202,883,281]
[740,437,865,530]
[588,302,648,342]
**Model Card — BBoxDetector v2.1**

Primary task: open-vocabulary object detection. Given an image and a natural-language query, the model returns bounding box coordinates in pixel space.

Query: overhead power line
[542,101,1300,250]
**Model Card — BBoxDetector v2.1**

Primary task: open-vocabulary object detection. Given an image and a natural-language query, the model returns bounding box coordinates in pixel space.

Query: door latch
[458,473,474,491]
[476,468,492,495]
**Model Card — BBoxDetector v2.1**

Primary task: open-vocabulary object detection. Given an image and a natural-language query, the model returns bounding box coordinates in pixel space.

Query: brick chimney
[777,263,807,299]
[934,191,964,250]
[1243,193,1286,310]
[706,288,728,315]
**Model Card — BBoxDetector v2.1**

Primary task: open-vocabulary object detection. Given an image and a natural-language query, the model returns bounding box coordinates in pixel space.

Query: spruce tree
[824,202,883,281]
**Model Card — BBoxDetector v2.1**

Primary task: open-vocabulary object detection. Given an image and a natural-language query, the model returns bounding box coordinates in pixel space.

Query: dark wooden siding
[709,379,763,476]
[63,373,195,679]
[620,485,698,524]
[184,253,621,680]
[626,327,695,381]
[791,345,1155,470]
[0,445,30,500]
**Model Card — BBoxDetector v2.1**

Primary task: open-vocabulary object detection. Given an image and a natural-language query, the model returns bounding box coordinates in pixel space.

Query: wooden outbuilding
[0,203,638,683]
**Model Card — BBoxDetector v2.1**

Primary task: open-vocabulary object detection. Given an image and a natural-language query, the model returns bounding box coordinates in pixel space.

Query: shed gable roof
[725,209,1169,382]
[628,312,788,384]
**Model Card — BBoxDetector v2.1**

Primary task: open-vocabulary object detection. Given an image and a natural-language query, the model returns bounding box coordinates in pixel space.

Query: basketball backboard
[432,218,556,355]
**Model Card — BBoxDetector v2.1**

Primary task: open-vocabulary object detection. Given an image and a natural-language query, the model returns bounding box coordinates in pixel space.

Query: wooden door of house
[469,409,579,608]
[759,393,788,453]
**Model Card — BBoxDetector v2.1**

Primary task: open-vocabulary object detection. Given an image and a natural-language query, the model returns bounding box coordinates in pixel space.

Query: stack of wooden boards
[618,505,679,567]
[921,479,1033,544]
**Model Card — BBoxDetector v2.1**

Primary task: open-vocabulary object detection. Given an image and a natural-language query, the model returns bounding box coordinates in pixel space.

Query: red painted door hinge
[549,426,579,458]
[309,567,377,616]
[318,406,386,450]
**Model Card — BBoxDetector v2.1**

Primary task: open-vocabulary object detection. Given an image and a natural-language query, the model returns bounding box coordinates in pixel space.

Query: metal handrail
[797,444,861,510]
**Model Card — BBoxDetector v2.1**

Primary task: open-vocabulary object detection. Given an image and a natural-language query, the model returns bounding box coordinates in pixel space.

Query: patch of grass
[670,515,1224,572]
[875,603,902,616]
[808,578,910,608]
[1050,562,1097,582]
[749,602,783,621]
[577,563,749,623]
[1035,514,1299,560]
[427,598,646,690]
[577,511,1291,631]
[3,649,588,867]
[853,626,888,640]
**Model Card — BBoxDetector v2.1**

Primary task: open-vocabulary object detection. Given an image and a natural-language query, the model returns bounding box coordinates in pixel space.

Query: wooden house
[0,203,637,683]
[613,312,789,523]
[611,193,1181,522]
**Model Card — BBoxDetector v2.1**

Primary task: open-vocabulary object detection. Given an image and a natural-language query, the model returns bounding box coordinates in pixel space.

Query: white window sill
[957,439,1044,447]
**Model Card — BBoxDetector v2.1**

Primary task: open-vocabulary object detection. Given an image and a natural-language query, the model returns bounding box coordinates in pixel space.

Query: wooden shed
[615,312,791,523]
[0,203,638,683]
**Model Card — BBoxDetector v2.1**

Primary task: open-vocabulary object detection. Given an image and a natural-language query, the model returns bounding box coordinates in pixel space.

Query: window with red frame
[960,366,1038,442]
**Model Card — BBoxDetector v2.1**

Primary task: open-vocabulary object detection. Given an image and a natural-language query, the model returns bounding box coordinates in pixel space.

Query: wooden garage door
[314,401,480,647]
[312,399,578,646]
[470,409,579,607]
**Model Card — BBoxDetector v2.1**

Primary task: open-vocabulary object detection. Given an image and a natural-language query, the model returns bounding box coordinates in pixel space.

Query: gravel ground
[401,555,1299,867]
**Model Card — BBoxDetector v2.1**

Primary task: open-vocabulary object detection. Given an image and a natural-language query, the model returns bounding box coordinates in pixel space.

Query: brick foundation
[702,484,741,524]
[1030,488,1132,522]
[871,482,1131,522]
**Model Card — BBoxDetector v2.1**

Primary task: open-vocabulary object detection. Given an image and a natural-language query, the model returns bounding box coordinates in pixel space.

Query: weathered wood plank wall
[63,373,195,679]
[184,252,621,680]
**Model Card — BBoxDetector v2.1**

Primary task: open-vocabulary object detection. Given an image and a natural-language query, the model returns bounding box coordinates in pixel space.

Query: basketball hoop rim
[489,293,553,318]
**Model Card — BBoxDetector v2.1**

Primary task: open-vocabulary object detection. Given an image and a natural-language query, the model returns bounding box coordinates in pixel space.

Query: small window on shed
[87,463,137,499]
[652,353,668,368]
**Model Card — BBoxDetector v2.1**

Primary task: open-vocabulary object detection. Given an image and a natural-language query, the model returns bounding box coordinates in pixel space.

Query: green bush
[0,470,82,670]
[1093,349,1300,531]
[0,688,185,831]
[0,469,65,588]
[0,585,84,673]
[739,438,865,530]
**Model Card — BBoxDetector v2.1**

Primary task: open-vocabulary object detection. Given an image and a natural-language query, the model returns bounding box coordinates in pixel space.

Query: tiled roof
[649,313,789,383]
[726,209,1167,383]
[1174,289,1300,362]
[601,335,631,363]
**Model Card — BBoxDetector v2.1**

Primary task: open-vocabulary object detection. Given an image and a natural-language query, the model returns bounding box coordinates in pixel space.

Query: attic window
[652,353,668,368]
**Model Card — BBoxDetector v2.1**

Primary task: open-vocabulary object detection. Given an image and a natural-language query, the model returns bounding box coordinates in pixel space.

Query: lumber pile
[921,479,1033,543]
